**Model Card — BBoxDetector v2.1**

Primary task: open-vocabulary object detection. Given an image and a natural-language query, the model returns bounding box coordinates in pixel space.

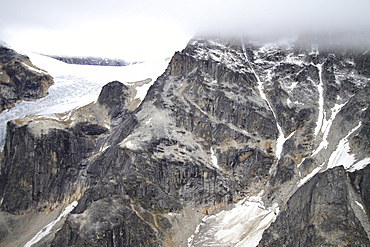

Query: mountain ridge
[0,34,369,246]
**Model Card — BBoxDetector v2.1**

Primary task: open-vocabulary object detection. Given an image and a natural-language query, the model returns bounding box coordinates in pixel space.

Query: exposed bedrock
[0,45,54,112]
[0,34,369,246]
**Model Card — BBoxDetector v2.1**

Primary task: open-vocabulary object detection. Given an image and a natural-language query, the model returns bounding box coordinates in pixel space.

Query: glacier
[0,51,170,146]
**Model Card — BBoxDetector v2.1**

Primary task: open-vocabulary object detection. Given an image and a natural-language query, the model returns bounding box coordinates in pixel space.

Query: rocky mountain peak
[0,34,369,246]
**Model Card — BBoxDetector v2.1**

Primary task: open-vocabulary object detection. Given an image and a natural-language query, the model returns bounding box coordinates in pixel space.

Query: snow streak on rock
[241,40,285,160]
[312,102,347,156]
[24,201,78,247]
[326,122,362,170]
[297,166,323,187]
[210,147,220,170]
[314,63,324,136]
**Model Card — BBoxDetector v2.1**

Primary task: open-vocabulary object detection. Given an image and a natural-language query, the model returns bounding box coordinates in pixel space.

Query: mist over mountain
[2,0,369,61]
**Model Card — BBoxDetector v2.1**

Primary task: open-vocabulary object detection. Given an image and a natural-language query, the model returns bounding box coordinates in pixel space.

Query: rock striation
[0,45,54,112]
[259,166,370,246]
[0,34,369,246]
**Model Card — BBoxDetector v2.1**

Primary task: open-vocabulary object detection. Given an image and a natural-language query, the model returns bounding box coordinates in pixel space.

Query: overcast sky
[1,0,369,61]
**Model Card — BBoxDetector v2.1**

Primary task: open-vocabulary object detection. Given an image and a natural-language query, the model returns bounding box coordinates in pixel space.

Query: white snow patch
[210,147,219,169]
[265,70,273,82]
[348,158,370,172]
[99,144,110,153]
[297,166,322,187]
[355,201,367,213]
[276,130,295,161]
[284,81,299,94]
[145,118,152,125]
[167,212,180,217]
[190,39,248,74]
[297,157,308,168]
[326,122,362,170]
[21,62,48,74]
[135,80,154,103]
[312,102,346,156]
[187,235,195,247]
[284,53,304,66]
[24,201,78,247]
[309,44,319,55]
[125,140,135,149]
[190,192,279,247]
[314,63,324,136]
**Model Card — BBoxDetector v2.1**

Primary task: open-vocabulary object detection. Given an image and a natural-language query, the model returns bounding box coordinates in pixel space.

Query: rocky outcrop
[259,166,370,246]
[0,34,369,246]
[48,55,128,66]
[0,45,54,112]
[0,80,138,214]
[51,197,163,247]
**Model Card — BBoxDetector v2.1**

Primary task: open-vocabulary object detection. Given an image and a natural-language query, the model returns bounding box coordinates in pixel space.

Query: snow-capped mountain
[0,34,369,246]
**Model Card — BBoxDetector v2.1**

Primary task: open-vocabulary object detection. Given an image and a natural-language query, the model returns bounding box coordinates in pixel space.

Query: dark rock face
[0,81,132,214]
[52,197,162,247]
[259,166,370,247]
[48,55,128,66]
[0,45,54,112]
[0,34,369,246]
[350,165,370,215]
[0,120,100,213]
[97,81,134,119]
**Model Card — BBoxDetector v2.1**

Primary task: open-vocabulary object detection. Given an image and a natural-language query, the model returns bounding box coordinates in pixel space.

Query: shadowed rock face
[0,45,54,112]
[259,166,370,247]
[0,34,369,246]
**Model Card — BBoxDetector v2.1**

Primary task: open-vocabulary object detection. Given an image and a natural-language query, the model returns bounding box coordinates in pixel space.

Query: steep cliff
[0,45,54,112]
[259,166,370,246]
[0,34,369,246]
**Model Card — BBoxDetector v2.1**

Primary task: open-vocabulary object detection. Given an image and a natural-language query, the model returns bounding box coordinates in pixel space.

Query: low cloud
[1,0,369,59]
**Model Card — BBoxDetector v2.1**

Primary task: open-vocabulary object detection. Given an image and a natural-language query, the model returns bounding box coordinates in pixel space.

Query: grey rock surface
[259,166,370,246]
[0,34,369,246]
[0,45,54,112]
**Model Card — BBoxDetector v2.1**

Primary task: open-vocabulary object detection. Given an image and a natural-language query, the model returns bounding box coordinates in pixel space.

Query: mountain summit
[0,34,369,246]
